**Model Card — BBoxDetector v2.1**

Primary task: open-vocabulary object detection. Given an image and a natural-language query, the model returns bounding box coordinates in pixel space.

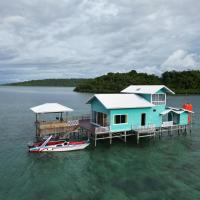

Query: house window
[152,94,165,105]
[92,111,107,127]
[114,115,127,124]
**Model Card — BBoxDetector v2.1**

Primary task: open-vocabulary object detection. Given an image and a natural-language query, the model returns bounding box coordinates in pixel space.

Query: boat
[29,136,90,153]
[28,139,66,148]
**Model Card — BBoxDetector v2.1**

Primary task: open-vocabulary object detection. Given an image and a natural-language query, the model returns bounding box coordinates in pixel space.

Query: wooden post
[159,127,162,138]
[170,125,172,136]
[95,133,97,147]
[35,114,38,137]
[137,132,139,144]
[110,132,112,145]
[124,131,127,143]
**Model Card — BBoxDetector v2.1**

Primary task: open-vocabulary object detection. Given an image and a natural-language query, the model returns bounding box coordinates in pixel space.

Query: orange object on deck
[182,103,193,123]
[182,103,193,111]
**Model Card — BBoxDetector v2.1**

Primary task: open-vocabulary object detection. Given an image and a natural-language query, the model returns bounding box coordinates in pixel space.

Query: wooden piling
[95,133,97,147]
[137,132,139,144]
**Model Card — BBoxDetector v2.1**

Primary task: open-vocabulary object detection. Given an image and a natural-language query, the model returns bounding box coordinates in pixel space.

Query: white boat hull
[42,143,90,152]
[29,143,90,152]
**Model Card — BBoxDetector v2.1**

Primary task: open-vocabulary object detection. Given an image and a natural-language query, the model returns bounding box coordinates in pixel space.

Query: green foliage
[162,70,200,94]
[4,78,90,87]
[3,70,200,94]
[75,70,161,93]
[74,70,200,94]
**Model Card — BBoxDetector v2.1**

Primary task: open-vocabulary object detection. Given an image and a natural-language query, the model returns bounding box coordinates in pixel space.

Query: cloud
[0,0,200,83]
[161,50,200,71]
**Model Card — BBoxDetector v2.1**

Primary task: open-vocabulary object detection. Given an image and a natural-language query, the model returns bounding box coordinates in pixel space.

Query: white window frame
[151,93,166,105]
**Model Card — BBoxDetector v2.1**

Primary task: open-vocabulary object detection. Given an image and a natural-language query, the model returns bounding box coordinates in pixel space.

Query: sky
[0,0,200,83]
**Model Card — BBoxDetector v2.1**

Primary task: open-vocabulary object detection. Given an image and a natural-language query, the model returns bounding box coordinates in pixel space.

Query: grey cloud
[0,0,200,83]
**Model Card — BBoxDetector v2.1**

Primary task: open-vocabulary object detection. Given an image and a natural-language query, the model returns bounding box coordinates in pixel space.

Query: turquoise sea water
[0,86,200,200]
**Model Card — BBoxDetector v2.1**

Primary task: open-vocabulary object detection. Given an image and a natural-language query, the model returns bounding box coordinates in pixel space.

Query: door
[141,113,146,126]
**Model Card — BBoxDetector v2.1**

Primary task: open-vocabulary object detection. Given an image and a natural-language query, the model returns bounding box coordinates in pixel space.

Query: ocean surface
[0,86,200,200]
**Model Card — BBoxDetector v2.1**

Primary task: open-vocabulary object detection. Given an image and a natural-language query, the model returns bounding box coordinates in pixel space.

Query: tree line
[74,70,200,94]
[4,78,89,87]
[4,70,200,94]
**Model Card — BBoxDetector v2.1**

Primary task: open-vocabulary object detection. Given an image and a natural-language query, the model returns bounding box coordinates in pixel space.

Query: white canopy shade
[30,103,74,114]
[160,109,172,115]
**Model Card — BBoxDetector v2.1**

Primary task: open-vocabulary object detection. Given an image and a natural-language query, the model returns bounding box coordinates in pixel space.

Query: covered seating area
[30,103,79,138]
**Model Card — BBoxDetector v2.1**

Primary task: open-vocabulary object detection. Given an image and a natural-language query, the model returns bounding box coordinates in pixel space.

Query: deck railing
[161,121,173,127]
[95,126,110,134]
[132,124,156,133]
[68,114,91,121]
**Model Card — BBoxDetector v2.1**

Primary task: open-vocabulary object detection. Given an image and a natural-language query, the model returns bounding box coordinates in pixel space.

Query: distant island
[4,78,90,87]
[3,70,200,94]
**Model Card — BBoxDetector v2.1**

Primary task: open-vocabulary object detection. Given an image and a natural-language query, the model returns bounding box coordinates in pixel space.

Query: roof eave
[107,105,154,109]
[162,86,175,95]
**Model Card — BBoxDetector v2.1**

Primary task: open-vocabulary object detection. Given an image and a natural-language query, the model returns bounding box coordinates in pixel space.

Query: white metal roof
[160,107,194,115]
[121,85,175,94]
[160,109,172,115]
[87,94,154,109]
[30,103,74,114]
[168,106,194,113]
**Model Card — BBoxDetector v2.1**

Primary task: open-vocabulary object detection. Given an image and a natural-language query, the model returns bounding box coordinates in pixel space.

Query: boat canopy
[30,103,74,114]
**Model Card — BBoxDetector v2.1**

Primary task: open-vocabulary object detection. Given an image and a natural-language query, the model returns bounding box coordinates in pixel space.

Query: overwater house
[30,85,193,146]
[87,85,193,137]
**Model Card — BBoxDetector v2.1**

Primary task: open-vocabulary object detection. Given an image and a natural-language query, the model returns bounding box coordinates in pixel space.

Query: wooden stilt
[110,132,112,145]
[95,133,97,147]
[170,126,172,136]
[159,127,162,138]
[137,132,139,144]
[124,131,127,143]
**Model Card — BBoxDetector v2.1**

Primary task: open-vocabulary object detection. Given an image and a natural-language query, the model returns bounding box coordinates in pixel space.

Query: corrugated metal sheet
[30,103,74,114]
[87,94,154,109]
[121,85,175,94]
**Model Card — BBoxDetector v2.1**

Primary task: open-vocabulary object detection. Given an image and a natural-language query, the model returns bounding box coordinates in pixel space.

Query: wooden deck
[34,117,192,146]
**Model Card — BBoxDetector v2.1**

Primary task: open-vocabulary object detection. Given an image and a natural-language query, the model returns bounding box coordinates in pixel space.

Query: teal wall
[148,105,166,126]
[90,98,109,115]
[110,105,165,132]
[110,108,150,132]
[139,94,151,102]
[156,89,165,94]
[89,87,187,132]
[90,97,168,132]
[179,112,188,125]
